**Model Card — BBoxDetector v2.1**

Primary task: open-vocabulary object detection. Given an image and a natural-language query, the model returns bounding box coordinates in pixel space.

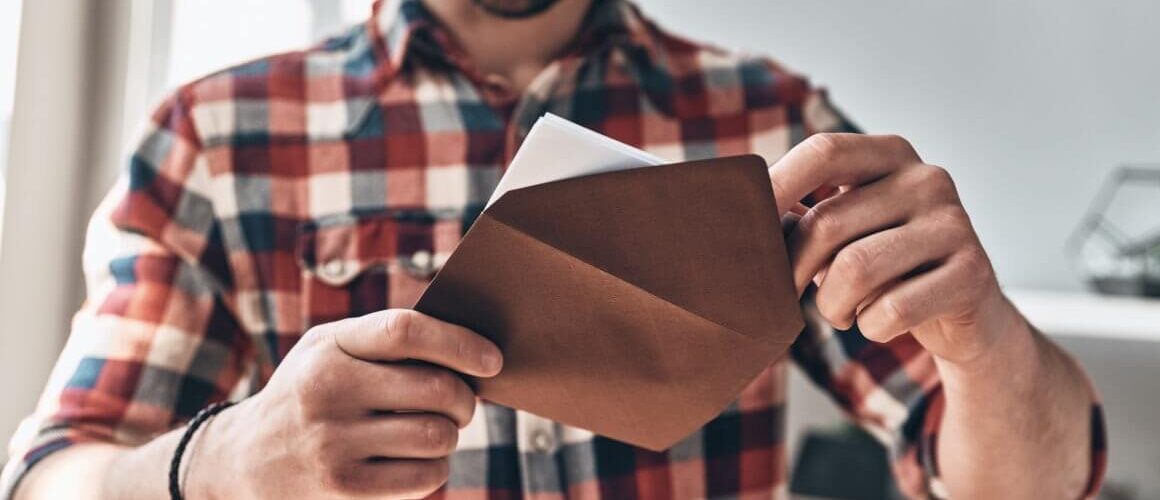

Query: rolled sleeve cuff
[1,437,75,500]
[1,419,97,500]
[902,388,1108,499]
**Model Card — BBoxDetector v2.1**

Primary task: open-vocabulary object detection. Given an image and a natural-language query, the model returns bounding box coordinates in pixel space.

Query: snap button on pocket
[319,259,350,282]
[531,428,556,453]
[400,250,439,279]
[411,250,432,271]
[299,213,444,295]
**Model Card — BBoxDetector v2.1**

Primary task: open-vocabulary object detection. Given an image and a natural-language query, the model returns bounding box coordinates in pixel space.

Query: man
[2,0,1105,498]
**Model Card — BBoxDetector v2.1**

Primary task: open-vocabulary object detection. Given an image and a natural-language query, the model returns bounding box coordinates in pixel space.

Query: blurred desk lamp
[1066,165,1160,297]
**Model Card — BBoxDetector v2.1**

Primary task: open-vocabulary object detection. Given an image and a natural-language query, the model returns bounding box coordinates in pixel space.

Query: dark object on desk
[790,425,899,500]
[415,154,804,451]
[1067,165,1160,298]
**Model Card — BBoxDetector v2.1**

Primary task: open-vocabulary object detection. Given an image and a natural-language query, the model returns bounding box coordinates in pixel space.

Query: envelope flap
[415,213,786,450]
[485,154,802,343]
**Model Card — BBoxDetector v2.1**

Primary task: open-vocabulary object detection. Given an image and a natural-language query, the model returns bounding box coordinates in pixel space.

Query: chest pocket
[297,212,459,329]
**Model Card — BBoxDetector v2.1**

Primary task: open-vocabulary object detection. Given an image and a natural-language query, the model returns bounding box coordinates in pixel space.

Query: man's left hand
[769,133,1021,366]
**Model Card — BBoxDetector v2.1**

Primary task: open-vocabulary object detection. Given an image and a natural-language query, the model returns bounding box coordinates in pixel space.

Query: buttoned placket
[428,31,599,494]
[515,412,563,494]
[493,56,582,497]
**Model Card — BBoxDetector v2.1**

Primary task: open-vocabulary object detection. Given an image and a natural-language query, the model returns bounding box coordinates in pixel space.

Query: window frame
[0,0,372,466]
[0,0,160,462]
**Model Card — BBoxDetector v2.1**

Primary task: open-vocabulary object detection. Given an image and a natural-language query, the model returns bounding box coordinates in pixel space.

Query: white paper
[485,113,667,209]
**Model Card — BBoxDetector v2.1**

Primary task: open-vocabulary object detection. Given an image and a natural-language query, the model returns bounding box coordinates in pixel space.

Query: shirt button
[531,429,555,453]
[320,259,346,280]
[411,250,432,271]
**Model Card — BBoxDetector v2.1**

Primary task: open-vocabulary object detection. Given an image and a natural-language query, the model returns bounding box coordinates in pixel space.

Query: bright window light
[166,0,377,89]
[343,0,377,24]
[0,0,25,242]
[167,0,313,87]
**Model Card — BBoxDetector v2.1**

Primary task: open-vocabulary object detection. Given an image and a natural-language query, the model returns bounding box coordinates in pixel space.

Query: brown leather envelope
[413,154,803,451]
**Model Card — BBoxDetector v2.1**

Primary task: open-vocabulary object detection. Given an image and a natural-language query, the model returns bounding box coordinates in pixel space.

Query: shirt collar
[367,0,663,79]
[343,0,666,135]
[574,0,661,58]
[368,0,439,77]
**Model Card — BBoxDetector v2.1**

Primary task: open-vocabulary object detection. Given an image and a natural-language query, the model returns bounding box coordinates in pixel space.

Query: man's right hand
[191,309,503,499]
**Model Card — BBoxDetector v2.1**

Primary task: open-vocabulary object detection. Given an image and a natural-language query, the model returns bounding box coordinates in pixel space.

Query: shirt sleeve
[0,89,255,499]
[790,292,944,497]
[789,87,1108,498]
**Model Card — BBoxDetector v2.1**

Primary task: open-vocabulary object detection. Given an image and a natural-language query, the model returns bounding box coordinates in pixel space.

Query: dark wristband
[169,400,235,500]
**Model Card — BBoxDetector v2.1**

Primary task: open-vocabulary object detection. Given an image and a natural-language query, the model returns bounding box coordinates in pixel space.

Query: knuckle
[315,360,343,389]
[292,382,322,418]
[299,393,332,422]
[801,206,842,242]
[803,133,844,164]
[879,297,911,329]
[881,134,918,158]
[958,243,988,266]
[928,164,953,183]
[298,322,341,357]
[927,206,965,227]
[292,356,335,416]
[322,465,361,494]
[421,417,459,454]
[920,164,955,190]
[320,358,352,390]
[310,424,345,463]
[925,209,969,244]
[959,248,994,286]
[423,370,457,407]
[453,335,474,367]
[301,325,328,346]
[834,246,873,286]
[385,309,418,351]
[908,166,958,207]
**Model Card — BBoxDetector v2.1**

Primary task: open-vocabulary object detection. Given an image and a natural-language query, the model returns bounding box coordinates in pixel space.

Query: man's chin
[471,0,564,19]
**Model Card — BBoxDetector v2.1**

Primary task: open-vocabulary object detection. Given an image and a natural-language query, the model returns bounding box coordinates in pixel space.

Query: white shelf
[1006,289,1160,342]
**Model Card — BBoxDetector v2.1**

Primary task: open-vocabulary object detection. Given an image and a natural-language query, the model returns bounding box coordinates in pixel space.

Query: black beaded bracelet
[169,400,235,500]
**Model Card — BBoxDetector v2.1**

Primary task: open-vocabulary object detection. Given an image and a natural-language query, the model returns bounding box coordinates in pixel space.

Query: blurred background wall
[636,0,1160,292]
[0,0,1156,497]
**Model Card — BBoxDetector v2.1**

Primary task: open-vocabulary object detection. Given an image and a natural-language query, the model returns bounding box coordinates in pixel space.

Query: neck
[421,0,594,91]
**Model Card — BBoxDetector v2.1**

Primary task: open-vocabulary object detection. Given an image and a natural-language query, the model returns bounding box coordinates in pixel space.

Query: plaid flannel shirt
[2,0,1106,498]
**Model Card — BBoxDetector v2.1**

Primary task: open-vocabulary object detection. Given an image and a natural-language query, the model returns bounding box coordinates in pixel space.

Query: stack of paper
[485,113,667,208]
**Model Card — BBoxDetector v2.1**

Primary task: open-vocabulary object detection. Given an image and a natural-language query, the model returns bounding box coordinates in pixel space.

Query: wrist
[934,294,1042,396]
[180,401,243,499]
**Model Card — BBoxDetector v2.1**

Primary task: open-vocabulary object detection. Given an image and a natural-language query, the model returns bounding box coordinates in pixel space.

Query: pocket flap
[297,212,451,286]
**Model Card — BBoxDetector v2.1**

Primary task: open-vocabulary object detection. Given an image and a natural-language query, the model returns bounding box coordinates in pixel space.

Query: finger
[348,363,477,427]
[780,212,801,235]
[342,414,460,460]
[779,212,808,298]
[769,133,918,216]
[323,458,449,498]
[788,177,912,294]
[815,220,960,329]
[330,309,503,378]
[855,252,980,342]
